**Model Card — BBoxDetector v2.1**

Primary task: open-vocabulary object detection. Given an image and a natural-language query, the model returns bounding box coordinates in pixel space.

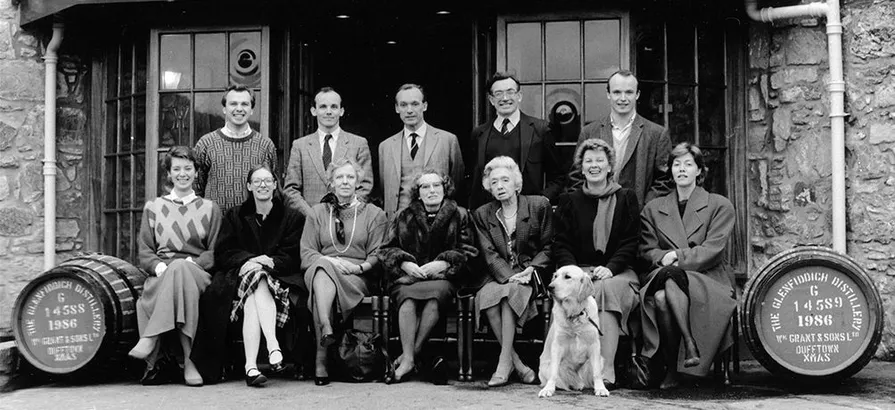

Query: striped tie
[410,132,419,159]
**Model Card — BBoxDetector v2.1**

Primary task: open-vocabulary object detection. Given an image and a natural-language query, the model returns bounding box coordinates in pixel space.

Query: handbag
[335,329,388,382]
[530,267,548,298]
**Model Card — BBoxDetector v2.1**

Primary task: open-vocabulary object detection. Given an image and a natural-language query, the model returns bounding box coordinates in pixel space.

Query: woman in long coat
[301,157,389,385]
[551,138,641,389]
[473,156,553,387]
[192,165,304,386]
[378,169,478,383]
[639,142,736,389]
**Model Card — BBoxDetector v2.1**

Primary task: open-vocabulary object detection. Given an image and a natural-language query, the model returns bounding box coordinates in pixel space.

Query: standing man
[283,87,374,216]
[379,84,464,218]
[469,72,564,208]
[195,84,277,211]
[574,70,672,207]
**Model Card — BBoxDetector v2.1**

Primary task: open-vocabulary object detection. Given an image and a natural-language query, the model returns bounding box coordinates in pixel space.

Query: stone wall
[0,0,89,334]
[747,0,895,359]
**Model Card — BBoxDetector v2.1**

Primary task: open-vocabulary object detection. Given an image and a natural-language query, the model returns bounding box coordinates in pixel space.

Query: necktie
[501,118,511,134]
[322,134,333,169]
[410,133,419,159]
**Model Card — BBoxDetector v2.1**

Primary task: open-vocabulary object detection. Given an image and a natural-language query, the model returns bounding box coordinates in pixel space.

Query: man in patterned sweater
[194,84,277,211]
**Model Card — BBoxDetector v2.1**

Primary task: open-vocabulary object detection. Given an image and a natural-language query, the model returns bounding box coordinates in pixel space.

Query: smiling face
[581,148,611,186]
[487,167,517,202]
[247,167,276,202]
[671,152,702,188]
[331,163,358,201]
[607,74,640,116]
[168,157,197,193]
[417,173,445,209]
[395,87,427,129]
[489,78,522,117]
[311,91,345,131]
[222,90,253,127]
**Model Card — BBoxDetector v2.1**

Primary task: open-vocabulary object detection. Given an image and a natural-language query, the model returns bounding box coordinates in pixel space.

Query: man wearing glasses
[378,83,464,218]
[469,72,565,208]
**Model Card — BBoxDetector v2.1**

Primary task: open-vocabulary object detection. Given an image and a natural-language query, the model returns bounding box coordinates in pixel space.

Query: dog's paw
[594,387,610,397]
[538,386,555,398]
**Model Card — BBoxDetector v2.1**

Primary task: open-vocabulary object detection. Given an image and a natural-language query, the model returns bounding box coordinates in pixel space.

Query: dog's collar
[566,310,603,336]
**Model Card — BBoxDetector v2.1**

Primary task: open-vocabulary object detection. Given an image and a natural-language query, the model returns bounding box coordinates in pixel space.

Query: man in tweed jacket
[283,87,374,216]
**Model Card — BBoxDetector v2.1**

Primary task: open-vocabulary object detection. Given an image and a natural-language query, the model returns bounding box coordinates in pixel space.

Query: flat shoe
[268,349,285,373]
[245,368,267,387]
[487,373,509,388]
[315,376,330,386]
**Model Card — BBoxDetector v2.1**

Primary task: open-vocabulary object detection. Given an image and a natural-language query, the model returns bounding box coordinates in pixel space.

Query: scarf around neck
[582,181,621,253]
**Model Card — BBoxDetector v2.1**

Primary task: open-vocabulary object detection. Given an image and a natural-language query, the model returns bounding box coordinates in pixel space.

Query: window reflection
[546,21,580,80]
[159,34,191,90]
[507,23,542,82]
[585,20,620,79]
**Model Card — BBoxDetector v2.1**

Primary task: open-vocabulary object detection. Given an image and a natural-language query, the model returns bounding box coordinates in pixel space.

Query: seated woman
[300,158,389,386]
[472,156,553,388]
[378,169,478,384]
[550,139,641,389]
[192,165,304,386]
[639,142,737,389]
[129,146,222,387]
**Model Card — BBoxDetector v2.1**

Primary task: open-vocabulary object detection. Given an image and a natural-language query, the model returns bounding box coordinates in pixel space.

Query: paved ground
[1,360,893,409]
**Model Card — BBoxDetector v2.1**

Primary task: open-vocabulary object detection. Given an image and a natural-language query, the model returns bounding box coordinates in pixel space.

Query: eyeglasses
[490,89,518,99]
[251,178,275,186]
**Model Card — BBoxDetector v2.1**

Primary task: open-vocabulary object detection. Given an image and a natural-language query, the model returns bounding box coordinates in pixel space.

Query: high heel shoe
[268,349,285,373]
[515,365,537,384]
[487,372,509,388]
[319,326,336,348]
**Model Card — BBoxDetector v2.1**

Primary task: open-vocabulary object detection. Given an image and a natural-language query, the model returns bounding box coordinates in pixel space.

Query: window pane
[545,21,580,81]
[103,213,118,256]
[132,211,143,260]
[697,21,725,86]
[507,23,542,82]
[159,93,192,147]
[120,212,132,261]
[105,101,117,153]
[135,97,146,150]
[668,85,695,143]
[135,38,147,93]
[195,33,227,89]
[637,81,665,126]
[667,22,695,83]
[160,34,192,90]
[230,31,262,88]
[135,153,146,206]
[106,47,119,99]
[519,84,543,119]
[585,20,620,79]
[584,82,609,126]
[104,157,117,208]
[120,155,132,209]
[119,99,132,152]
[634,16,664,82]
[545,84,582,143]
[699,86,726,147]
[702,148,727,196]
[121,42,133,95]
[194,92,226,139]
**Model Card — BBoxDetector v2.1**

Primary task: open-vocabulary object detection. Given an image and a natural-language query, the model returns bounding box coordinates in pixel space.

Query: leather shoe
[140,365,167,386]
[429,356,448,385]
[515,365,537,384]
[314,376,330,386]
[268,349,285,373]
[245,368,267,387]
[487,372,509,388]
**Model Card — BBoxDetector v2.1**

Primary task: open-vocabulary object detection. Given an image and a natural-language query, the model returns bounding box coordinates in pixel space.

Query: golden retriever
[537,265,609,398]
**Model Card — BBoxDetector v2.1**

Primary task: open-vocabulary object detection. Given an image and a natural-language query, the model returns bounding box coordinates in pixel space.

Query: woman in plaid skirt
[192,165,304,387]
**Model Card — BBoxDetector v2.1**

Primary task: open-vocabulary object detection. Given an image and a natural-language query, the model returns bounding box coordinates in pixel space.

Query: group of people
[126,70,737,393]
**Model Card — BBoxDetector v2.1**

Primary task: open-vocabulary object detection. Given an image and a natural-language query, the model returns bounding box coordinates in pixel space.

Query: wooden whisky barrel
[11,254,148,374]
[741,246,883,381]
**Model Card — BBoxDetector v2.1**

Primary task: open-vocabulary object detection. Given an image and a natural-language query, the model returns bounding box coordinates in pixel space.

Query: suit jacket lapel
[514,195,532,255]
[423,127,439,166]
[308,135,326,180]
[684,187,709,239]
[598,117,612,145]
[388,133,402,180]
[655,193,689,249]
[488,209,509,260]
[618,117,643,171]
[519,114,534,172]
[334,132,350,160]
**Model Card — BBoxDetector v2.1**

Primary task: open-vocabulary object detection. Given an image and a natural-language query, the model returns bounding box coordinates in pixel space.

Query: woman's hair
[244,164,282,202]
[667,142,708,186]
[325,157,365,189]
[481,156,523,194]
[409,168,455,202]
[163,146,197,172]
[572,138,616,180]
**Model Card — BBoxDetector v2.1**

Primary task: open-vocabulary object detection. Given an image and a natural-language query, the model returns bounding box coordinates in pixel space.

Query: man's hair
[606,69,638,92]
[486,72,521,94]
[220,84,256,108]
[314,87,340,106]
[163,145,197,172]
[396,83,426,103]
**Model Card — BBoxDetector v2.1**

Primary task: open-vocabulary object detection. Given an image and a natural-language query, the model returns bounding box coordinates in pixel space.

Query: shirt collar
[220,125,253,139]
[493,110,521,131]
[610,113,636,130]
[165,189,197,204]
[404,122,428,139]
[318,127,341,141]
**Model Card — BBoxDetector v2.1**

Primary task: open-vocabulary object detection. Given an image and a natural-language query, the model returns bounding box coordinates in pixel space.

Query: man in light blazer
[572,70,672,207]
[283,87,374,216]
[378,84,464,218]
[469,72,565,208]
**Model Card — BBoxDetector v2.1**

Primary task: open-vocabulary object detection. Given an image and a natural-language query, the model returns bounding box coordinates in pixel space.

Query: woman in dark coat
[378,169,478,383]
[473,156,553,387]
[551,138,640,388]
[639,142,736,389]
[192,165,304,386]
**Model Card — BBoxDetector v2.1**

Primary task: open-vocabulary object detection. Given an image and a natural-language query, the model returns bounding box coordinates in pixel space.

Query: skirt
[136,259,212,341]
[639,267,736,377]
[230,267,291,328]
[475,279,536,329]
[304,257,374,321]
[390,279,455,311]
[590,267,640,336]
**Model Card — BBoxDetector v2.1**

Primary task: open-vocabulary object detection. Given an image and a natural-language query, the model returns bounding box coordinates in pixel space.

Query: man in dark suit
[573,70,672,207]
[469,72,565,208]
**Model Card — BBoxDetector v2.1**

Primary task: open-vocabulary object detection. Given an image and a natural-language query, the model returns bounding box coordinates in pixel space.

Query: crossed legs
[242,279,282,375]
[654,279,699,389]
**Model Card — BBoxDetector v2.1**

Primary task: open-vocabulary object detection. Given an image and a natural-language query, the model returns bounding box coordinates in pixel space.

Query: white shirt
[492,110,521,133]
[220,125,253,139]
[403,122,428,150]
[610,113,636,164]
[317,127,342,155]
[165,189,198,205]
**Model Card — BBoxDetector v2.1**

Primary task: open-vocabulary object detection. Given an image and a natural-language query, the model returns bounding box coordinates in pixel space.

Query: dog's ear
[577,275,595,302]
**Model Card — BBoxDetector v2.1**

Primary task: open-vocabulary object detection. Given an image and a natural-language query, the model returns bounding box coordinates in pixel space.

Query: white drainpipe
[745,0,847,254]
[43,23,64,271]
